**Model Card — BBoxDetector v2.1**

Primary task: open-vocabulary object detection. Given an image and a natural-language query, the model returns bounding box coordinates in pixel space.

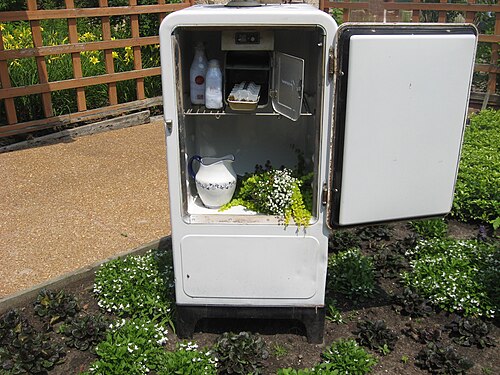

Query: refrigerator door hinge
[164,119,173,135]
[328,46,335,81]
[269,89,277,99]
[321,183,328,205]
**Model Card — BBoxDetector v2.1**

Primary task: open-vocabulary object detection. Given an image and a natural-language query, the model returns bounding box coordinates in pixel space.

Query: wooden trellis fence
[320,0,500,108]
[0,0,193,137]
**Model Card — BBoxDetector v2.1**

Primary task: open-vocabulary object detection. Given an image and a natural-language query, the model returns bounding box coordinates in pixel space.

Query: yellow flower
[112,51,119,59]
[89,56,100,65]
[0,23,5,31]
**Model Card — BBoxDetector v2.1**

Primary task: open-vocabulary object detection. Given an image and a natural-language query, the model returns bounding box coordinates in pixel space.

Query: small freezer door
[328,24,477,227]
[272,52,304,121]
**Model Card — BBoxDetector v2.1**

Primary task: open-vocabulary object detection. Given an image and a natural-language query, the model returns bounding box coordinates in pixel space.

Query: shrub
[93,249,174,327]
[58,313,109,352]
[394,287,434,317]
[445,316,496,349]
[409,218,448,239]
[327,248,376,300]
[318,338,377,374]
[452,109,500,229]
[33,288,80,328]
[87,317,169,374]
[402,239,498,317]
[214,331,269,375]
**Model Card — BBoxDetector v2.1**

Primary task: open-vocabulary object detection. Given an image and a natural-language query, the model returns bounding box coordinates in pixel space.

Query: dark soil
[3,220,499,375]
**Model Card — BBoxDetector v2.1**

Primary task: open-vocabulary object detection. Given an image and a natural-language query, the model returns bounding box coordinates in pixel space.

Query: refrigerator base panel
[176,304,326,344]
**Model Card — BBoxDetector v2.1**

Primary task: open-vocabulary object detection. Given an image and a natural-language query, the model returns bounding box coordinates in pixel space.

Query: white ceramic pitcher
[188,154,237,208]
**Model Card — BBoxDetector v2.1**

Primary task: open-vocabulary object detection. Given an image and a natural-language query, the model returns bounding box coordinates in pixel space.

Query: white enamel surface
[194,159,237,208]
[338,33,476,225]
[181,235,320,299]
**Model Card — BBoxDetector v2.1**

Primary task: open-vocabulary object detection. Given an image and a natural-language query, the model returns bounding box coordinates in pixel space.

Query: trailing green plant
[93,249,174,327]
[58,313,110,352]
[0,309,66,374]
[356,320,398,355]
[33,288,80,328]
[415,342,473,374]
[328,230,361,252]
[86,317,169,374]
[221,167,312,228]
[356,225,392,242]
[452,109,500,229]
[445,316,496,349]
[394,287,434,317]
[214,331,269,375]
[409,218,448,239]
[327,248,376,300]
[157,341,217,375]
[402,238,498,317]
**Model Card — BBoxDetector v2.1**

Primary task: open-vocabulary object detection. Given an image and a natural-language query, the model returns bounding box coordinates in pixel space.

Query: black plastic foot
[176,304,325,344]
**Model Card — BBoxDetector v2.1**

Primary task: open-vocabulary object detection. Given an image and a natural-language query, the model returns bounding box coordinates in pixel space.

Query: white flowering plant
[87,317,170,374]
[221,167,313,228]
[402,238,498,318]
[93,249,174,327]
[157,341,218,375]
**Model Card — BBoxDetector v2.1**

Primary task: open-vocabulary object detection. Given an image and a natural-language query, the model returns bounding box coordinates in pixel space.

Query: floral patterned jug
[188,154,237,208]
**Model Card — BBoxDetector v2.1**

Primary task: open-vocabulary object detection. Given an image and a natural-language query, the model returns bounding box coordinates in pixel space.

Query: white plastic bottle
[205,59,223,109]
[190,42,208,105]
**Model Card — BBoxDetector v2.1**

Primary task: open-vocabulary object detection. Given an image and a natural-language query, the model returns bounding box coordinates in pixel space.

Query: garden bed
[1,220,498,375]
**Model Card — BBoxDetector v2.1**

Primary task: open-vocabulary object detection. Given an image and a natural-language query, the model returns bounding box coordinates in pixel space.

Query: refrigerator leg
[175,304,325,344]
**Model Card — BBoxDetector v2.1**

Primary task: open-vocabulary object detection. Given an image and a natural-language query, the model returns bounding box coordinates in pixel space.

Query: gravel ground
[0,120,171,298]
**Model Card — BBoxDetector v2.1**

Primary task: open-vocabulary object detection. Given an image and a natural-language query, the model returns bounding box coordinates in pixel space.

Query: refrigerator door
[271,52,304,121]
[328,24,477,227]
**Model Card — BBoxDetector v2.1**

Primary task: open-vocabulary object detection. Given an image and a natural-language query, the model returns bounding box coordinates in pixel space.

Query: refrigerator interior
[171,26,326,223]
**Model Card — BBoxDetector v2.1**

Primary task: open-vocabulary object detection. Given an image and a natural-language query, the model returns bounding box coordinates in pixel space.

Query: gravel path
[0,120,171,298]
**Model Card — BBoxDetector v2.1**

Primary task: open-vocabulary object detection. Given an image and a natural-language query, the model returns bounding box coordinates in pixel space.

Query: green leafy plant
[328,230,361,252]
[415,342,473,374]
[276,368,313,375]
[214,331,269,375]
[401,354,409,365]
[272,343,288,359]
[445,317,496,349]
[157,341,217,375]
[327,248,376,300]
[403,322,442,344]
[402,238,498,317]
[221,167,312,228]
[0,309,66,374]
[58,313,109,352]
[394,287,434,317]
[452,109,500,229]
[93,249,174,327]
[325,300,344,324]
[317,338,377,374]
[87,317,169,374]
[356,225,392,242]
[356,320,398,355]
[372,246,409,279]
[409,218,448,239]
[33,288,80,328]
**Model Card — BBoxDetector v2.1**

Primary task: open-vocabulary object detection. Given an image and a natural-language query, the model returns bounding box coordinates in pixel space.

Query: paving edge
[0,236,172,315]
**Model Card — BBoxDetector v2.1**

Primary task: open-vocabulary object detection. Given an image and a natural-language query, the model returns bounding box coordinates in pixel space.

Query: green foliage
[394,288,433,317]
[327,248,376,300]
[157,342,217,375]
[93,249,174,327]
[87,317,169,374]
[356,225,392,242]
[272,343,288,359]
[452,109,500,228]
[214,331,269,375]
[221,168,312,228]
[402,238,499,317]
[415,342,473,375]
[276,368,314,375]
[325,300,344,324]
[33,288,80,328]
[403,322,443,345]
[409,218,448,239]
[58,314,109,352]
[372,246,409,279]
[318,338,377,374]
[328,230,360,252]
[0,309,66,374]
[446,317,496,349]
[356,320,398,355]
